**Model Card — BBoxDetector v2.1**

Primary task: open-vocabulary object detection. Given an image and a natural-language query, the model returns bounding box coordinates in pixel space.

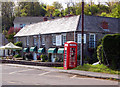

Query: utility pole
[80,0,84,66]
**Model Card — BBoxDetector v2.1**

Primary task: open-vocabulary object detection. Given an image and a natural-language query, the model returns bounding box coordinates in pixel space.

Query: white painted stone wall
[14,23,31,28]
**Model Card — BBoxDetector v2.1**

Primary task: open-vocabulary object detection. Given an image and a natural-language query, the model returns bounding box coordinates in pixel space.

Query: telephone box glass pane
[69,48,76,67]
[64,47,67,67]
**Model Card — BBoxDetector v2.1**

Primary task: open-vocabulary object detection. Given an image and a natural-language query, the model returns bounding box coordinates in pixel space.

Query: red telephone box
[64,41,77,70]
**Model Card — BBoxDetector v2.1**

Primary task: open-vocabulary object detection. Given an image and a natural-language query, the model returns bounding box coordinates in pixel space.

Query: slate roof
[14,16,80,37]
[14,15,120,37]
[13,17,58,24]
[78,15,119,33]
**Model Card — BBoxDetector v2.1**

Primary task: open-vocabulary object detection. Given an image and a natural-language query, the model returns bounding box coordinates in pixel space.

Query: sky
[2,0,120,9]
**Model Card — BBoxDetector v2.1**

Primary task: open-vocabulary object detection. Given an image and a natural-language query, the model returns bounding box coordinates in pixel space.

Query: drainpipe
[74,31,76,42]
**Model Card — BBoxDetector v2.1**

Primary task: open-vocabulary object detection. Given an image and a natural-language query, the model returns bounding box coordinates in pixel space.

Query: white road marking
[38,72,50,76]
[9,69,33,74]
[70,75,77,78]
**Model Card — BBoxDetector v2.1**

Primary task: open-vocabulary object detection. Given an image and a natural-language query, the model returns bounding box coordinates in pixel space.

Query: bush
[14,54,21,58]
[25,53,33,60]
[40,55,48,62]
[97,34,120,69]
[97,44,103,64]
[14,41,22,47]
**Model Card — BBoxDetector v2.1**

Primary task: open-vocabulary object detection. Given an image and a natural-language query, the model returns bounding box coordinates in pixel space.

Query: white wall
[14,23,31,28]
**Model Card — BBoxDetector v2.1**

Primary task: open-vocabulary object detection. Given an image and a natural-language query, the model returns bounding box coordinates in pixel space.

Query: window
[77,34,86,43]
[26,36,29,46]
[56,35,62,46]
[20,24,23,28]
[52,34,56,45]
[42,36,45,45]
[33,36,37,46]
[62,33,66,45]
[89,33,95,48]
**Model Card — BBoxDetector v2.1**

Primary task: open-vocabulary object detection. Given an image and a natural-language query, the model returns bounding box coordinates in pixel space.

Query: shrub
[97,44,103,64]
[14,41,22,47]
[40,55,48,62]
[14,54,21,58]
[98,34,120,69]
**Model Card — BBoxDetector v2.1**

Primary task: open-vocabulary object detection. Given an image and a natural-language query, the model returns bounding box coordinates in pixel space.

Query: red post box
[64,41,77,70]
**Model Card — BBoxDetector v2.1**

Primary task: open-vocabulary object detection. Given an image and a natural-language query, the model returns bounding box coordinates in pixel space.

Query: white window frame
[62,33,66,45]
[42,36,45,45]
[52,34,56,45]
[33,36,37,46]
[89,33,96,48]
[56,35,62,46]
[26,36,29,46]
[77,34,86,44]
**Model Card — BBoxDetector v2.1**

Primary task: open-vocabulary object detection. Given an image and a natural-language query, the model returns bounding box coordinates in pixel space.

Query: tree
[2,2,15,30]
[53,9,61,17]
[110,3,120,18]
[75,2,82,15]
[52,1,63,10]
[15,1,46,17]
[46,5,55,17]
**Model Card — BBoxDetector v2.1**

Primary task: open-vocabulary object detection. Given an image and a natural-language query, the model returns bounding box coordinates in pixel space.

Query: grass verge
[74,64,120,75]
[53,64,120,75]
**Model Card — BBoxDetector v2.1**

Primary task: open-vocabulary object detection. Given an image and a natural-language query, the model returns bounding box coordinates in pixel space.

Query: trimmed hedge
[97,34,120,69]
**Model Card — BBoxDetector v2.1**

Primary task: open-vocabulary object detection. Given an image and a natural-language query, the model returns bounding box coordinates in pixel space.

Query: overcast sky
[2,0,120,9]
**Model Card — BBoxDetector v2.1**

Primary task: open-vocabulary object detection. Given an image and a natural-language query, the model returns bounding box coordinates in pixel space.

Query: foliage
[15,1,47,17]
[97,44,103,64]
[97,34,120,69]
[46,5,55,17]
[14,41,22,47]
[40,55,48,62]
[7,27,21,35]
[74,64,120,75]
[14,54,21,58]
[102,34,120,69]
[2,2,15,30]
[53,9,61,17]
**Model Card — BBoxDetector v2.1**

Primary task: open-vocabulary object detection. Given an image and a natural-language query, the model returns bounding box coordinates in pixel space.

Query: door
[69,47,76,67]
[51,54,56,62]
[33,52,37,60]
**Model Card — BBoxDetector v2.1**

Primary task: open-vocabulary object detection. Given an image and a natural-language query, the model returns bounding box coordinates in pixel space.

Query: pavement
[3,64,120,80]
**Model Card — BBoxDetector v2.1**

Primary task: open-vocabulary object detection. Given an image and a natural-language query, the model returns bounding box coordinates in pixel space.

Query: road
[1,64,119,85]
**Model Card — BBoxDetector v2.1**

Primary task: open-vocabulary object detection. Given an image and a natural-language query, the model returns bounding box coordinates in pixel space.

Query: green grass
[53,64,120,75]
[74,64,120,75]
[53,67,64,69]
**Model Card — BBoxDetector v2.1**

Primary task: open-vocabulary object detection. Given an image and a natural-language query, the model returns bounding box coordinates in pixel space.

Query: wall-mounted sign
[69,44,76,46]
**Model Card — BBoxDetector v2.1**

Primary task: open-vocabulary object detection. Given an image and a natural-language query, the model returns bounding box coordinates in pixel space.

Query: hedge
[97,34,120,69]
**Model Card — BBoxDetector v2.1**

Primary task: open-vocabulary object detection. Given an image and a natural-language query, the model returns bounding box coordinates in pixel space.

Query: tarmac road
[1,64,119,86]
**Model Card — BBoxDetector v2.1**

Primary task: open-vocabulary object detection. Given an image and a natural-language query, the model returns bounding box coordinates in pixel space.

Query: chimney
[43,17,48,21]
